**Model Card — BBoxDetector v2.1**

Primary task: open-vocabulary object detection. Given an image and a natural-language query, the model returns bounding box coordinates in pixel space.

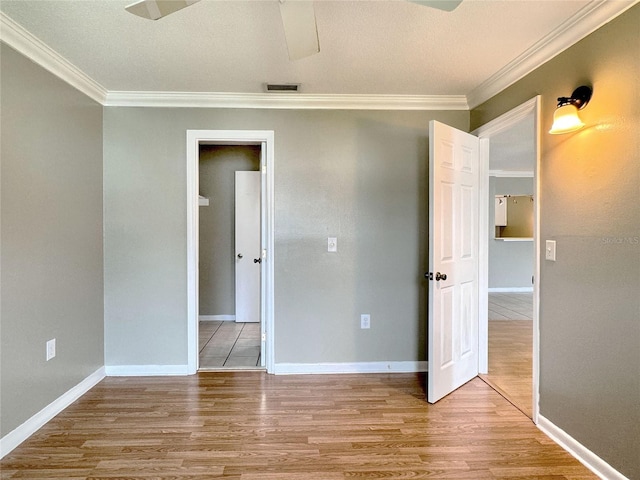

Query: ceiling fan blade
[125,0,200,21]
[408,0,463,12]
[278,0,320,61]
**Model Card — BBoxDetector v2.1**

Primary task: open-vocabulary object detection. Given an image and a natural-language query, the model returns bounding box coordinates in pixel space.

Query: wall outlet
[46,338,56,361]
[360,314,370,329]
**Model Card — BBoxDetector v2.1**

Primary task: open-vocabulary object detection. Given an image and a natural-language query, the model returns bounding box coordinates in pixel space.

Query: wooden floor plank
[1,373,596,479]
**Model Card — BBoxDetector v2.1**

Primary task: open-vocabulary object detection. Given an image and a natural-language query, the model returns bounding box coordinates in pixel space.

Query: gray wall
[103,108,468,366]
[0,44,104,436]
[199,145,260,316]
[489,177,534,289]
[471,5,640,478]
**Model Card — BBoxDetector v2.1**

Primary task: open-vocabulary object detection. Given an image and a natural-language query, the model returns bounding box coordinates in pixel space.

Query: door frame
[472,96,541,423]
[186,130,275,374]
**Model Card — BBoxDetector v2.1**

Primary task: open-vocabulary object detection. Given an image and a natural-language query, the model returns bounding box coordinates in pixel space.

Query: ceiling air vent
[265,83,301,93]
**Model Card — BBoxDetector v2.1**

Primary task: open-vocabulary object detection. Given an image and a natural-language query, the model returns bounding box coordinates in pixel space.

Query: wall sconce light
[549,85,592,134]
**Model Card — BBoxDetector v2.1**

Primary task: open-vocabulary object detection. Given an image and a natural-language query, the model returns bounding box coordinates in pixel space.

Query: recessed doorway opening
[473,97,540,422]
[186,130,275,375]
[198,145,262,369]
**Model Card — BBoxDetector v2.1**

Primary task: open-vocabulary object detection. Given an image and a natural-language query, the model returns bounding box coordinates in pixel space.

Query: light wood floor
[481,293,533,418]
[199,321,262,369]
[0,373,596,479]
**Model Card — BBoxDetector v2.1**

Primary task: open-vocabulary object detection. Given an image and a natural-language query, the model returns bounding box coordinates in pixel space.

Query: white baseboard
[537,414,630,480]
[488,287,534,293]
[273,361,428,375]
[0,366,106,459]
[105,364,190,376]
[199,315,235,321]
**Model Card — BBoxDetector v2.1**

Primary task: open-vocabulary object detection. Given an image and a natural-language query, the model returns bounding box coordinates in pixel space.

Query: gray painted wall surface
[489,177,534,289]
[0,45,104,436]
[199,145,260,316]
[103,109,468,366]
[471,6,640,478]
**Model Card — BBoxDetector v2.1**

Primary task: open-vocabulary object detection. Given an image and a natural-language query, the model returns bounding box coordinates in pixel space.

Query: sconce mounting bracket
[556,85,592,109]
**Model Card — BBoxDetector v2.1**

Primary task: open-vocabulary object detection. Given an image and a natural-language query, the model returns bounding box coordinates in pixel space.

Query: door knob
[254,258,262,264]
[435,272,447,281]
[237,253,243,259]
[425,272,433,280]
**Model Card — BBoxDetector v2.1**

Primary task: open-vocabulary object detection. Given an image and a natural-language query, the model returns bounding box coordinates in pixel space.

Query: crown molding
[3,0,636,111]
[0,12,108,104]
[466,0,639,109]
[104,91,468,110]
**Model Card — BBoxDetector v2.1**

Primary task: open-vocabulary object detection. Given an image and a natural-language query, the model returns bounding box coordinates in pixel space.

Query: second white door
[235,171,261,323]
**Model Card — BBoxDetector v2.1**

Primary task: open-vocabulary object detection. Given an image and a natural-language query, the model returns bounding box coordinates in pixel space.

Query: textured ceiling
[0,0,596,96]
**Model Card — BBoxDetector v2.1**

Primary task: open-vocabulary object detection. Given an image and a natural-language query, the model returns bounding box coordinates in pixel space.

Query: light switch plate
[545,240,556,261]
[46,338,56,361]
[328,237,337,252]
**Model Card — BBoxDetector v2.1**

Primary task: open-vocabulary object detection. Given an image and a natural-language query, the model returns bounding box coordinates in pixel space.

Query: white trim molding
[488,287,534,293]
[274,361,428,375]
[3,2,636,111]
[473,96,541,420]
[104,365,190,376]
[187,130,276,375]
[467,0,638,109]
[199,315,236,321]
[105,91,468,110]
[489,170,534,178]
[538,415,631,480]
[0,367,105,459]
[0,12,107,104]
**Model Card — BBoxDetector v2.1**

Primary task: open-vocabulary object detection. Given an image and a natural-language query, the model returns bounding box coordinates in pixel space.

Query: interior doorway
[186,130,275,375]
[198,145,262,369]
[473,97,540,422]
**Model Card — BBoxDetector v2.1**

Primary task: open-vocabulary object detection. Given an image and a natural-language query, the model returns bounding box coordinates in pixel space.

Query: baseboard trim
[273,361,428,375]
[199,315,235,321]
[537,414,630,480]
[105,365,190,376]
[488,287,534,293]
[0,366,106,459]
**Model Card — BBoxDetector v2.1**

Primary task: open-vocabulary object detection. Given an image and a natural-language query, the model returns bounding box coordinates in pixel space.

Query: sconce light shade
[549,104,584,134]
[549,85,592,135]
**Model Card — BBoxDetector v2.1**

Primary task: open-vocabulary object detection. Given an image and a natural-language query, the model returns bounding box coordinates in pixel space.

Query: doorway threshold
[479,374,532,420]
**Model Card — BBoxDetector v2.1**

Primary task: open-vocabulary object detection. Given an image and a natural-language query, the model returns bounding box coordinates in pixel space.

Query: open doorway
[198,145,262,369]
[474,98,540,421]
[186,130,275,375]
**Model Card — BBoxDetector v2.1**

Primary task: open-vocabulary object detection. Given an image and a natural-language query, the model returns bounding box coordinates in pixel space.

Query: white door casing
[235,171,261,323]
[428,120,480,403]
[259,144,267,367]
[186,130,275,374]
[473,96,541,422]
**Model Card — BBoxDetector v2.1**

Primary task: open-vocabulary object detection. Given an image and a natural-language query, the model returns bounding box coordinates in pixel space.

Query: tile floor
[488,291,533,320]
[199,321,262,369]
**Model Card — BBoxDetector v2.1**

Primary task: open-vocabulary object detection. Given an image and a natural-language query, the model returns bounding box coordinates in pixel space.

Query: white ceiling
[2,0,625,104]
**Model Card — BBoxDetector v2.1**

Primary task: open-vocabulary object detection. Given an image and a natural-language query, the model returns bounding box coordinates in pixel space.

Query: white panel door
[428,120,479,403]
[235,171,261,323]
